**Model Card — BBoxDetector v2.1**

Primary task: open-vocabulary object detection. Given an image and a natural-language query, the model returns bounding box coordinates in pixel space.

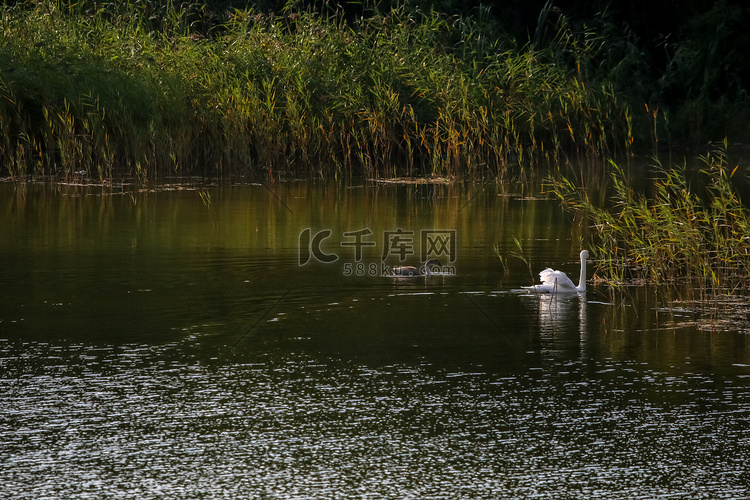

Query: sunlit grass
[0,1,638,181]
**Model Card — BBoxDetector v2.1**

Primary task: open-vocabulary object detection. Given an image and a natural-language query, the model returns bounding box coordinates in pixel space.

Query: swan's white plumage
[536,268,578,291]
[524,250,589,294]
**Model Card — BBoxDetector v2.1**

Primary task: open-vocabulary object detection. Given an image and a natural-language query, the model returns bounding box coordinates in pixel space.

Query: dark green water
[1,181,749,498]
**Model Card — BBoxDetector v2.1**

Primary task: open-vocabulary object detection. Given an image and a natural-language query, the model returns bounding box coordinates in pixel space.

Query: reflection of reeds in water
[552,141,750,290]
[0,2,637,182]
[601,285,750,344]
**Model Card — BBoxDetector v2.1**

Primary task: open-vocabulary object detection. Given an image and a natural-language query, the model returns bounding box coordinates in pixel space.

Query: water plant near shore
[550,142,750,288]
[0,1,641,181]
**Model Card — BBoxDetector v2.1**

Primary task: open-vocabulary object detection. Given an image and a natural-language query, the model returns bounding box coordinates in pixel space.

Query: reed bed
[551,142,750,289]
[0,1,640,181]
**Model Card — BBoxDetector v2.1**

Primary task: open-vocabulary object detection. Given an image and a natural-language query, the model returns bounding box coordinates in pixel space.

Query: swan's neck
[577,253,587,291]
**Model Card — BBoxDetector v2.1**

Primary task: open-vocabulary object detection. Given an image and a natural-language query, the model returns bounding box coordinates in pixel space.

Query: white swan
[524,250,589,293]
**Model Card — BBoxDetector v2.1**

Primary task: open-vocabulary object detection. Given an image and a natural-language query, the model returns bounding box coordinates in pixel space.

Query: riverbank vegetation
[2,0,747,182]
[4,0,750,292]
[551,142,750,288]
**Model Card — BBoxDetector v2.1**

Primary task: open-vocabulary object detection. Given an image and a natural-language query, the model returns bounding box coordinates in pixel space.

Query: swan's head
[580,250,589,260]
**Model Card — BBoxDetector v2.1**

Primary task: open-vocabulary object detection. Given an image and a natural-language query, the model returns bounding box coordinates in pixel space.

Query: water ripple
[1,340,749,499]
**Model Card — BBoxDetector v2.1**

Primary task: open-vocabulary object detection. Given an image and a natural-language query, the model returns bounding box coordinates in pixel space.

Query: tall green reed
[550,141,750,288]
[0,1,636,181]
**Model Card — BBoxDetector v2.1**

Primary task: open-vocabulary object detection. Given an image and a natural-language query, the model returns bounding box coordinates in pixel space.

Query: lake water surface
[1,180,749,499]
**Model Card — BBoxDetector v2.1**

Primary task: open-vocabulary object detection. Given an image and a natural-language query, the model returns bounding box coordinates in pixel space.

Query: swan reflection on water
[532,292,588,338]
